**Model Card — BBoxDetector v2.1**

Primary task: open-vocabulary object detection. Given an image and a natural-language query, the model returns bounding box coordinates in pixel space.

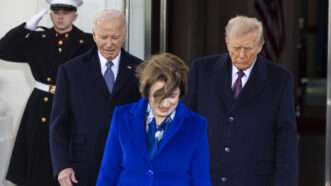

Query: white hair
[92,9,126,32]
[225,15,264,46]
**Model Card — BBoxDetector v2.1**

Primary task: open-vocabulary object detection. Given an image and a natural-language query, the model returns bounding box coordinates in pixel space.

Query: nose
[105,38,113,48]
[160,98,171,107]
[239,48,245,58]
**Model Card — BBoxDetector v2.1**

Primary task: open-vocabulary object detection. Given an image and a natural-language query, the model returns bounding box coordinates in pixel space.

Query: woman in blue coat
[97,53,211,186]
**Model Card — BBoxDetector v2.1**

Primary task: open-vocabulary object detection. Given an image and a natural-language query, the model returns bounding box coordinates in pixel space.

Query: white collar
[98,51,121,74]
[146,104,176,125]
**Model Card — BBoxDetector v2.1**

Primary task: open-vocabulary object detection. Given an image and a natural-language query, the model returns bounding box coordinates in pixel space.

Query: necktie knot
[237,70,244,78]
[233,70,245,99]
[106,61,113,68]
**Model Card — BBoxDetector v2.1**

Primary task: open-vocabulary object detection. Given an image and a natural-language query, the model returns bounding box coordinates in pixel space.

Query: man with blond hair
[49,9,141,186]
[186,16,297,186]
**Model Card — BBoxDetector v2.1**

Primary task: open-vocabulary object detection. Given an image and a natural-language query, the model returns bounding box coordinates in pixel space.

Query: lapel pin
[127,65,133,70]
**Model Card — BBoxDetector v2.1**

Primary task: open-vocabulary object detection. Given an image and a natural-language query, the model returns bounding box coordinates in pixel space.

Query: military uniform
[0,22,93,186]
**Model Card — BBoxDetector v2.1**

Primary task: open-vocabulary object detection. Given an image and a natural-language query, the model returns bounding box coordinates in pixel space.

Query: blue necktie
[147,117,172,159]
[104,62,115,93]
[232,70,244,99]
[147,119,158,159]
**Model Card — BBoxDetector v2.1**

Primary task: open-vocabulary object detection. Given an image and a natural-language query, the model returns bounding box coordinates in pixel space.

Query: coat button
[147,169,154,176]
[224,147,231,152]
[43,96,49,102]
[221,177,227,182]
[58,40,63,45]
[41,117,47,123]
[228,116,234,122]
[47,77,52,82]
[58,48,63,53]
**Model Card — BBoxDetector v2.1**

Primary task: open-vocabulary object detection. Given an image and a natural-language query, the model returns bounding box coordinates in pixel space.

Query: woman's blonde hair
[136,53,188,103]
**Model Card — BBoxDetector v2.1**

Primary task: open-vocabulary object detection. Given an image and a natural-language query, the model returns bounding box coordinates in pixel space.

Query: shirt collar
[146,104,176,125]
[231,58,256,78]
[98,51,121,74]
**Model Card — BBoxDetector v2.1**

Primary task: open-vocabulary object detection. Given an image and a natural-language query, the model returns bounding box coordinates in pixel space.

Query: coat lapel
[212,55,235,112]
[83,47,110,100]
[158,102,188,154]
[111,50,136,96]
[127,99,150,160]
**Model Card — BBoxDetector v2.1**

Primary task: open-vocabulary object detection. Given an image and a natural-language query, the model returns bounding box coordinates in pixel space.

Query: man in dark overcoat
[186,16,298,186]
[49,9,142,186]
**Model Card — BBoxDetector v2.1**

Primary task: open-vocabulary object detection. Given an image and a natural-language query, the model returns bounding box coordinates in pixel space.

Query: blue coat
[185,54,298,186]
[97,98,212,186]
[49,46,142,186]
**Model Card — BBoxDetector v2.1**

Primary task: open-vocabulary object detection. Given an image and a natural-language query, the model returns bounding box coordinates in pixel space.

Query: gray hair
[225,16,264,46]
[92,9,126,33]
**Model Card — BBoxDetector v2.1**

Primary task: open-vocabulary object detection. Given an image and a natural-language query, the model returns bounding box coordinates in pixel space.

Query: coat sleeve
[0,23,33,62]
[49,65,72,177]
[96,107,123,186]
[190,118,212,186]
[274,73,298,186]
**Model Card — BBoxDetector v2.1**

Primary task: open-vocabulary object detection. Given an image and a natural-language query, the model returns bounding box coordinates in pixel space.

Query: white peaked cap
[47,0,83,8]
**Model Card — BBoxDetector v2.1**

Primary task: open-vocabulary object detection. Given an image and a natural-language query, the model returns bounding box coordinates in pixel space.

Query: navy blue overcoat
[186,54,298,186]
[49,46,141,186]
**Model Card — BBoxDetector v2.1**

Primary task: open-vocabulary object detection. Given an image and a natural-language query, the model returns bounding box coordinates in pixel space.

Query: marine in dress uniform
[0,0,94,185]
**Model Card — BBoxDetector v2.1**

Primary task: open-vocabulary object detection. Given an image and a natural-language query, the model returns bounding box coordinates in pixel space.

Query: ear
[73,12,78,22]
[92,31,97,43]
[257,43,263,53]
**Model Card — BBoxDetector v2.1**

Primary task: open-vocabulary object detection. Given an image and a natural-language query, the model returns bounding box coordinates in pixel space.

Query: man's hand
[25,8,49,31]
[58,168,79,186]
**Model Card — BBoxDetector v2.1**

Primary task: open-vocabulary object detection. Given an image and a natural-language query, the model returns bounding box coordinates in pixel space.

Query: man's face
[50,10,77,33]
[93,19,126,61]
[226,32,262,70]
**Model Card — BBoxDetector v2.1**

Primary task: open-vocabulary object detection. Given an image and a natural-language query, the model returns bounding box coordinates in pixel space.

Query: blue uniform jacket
[97,98,212,186]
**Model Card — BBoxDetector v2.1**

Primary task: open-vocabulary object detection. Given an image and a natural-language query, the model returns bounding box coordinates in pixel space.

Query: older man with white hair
[49,9,142,186]
[186,15,298,186]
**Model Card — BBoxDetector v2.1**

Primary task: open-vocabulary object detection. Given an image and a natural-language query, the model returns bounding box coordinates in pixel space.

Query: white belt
[35,81,56,94]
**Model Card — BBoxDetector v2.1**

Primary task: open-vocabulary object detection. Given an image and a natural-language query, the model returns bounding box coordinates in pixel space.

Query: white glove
[25,8,49,31]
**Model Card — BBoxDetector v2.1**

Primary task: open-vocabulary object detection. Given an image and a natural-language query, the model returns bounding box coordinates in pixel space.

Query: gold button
[65,33,69,38]
[41,117,47,123]
[43,97,49,102]
[79,39,84,44]
[42,34,46,38]
[58,48,63,53]
[47,77,52,82]
[58,40,63,45]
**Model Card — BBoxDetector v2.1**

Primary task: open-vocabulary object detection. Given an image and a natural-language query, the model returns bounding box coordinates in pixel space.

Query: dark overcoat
[185,54,298,186]
[0,23,93,186]
[49,47,142,186]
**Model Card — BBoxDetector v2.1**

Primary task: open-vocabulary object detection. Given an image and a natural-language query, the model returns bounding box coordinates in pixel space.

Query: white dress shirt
[231,60,256,88]
[98,51,121,80]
